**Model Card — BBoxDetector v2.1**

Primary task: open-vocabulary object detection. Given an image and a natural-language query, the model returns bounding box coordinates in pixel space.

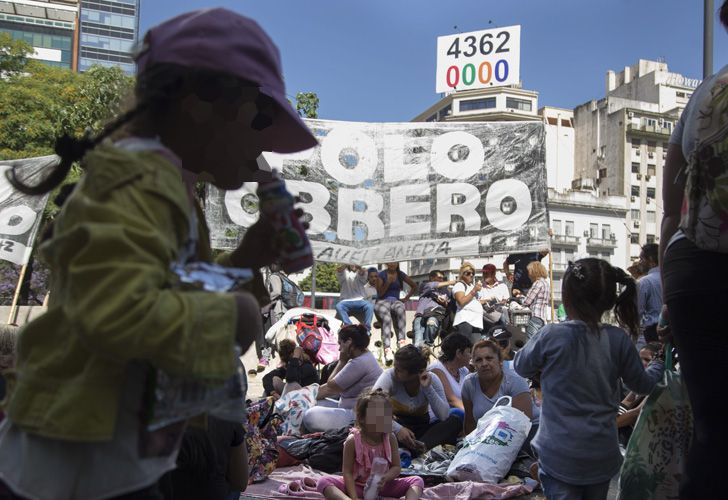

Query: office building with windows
[574,59,699,257]
[0,0,79,69]
[78,0,139,74]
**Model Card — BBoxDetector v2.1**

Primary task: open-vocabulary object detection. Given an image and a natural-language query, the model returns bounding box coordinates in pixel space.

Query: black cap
[486,324,520,342]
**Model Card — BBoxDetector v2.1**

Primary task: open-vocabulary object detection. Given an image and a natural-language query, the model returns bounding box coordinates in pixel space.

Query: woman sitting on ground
[373,345,461,454]
[262,339,319,399]
[302,325,382,432]
[427,333,472,412]
[462,340,537,435]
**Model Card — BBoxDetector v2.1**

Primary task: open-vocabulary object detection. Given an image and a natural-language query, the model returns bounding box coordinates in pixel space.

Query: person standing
[503,249,549,295]
[0,8,316,498]
[335,264,375,331]
[637,243,661,346]
[661,6,728,494]
[521,261,550,338]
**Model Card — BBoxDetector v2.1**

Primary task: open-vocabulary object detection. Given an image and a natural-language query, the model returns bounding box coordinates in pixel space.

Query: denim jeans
[412,316,440,346]
[537,470,610,500]
[335,299,374,329]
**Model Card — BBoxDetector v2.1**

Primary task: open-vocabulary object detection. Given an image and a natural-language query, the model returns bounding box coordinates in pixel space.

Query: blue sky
[141,1,727,122]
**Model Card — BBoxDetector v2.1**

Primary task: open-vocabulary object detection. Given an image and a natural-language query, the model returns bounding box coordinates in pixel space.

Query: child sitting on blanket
[317,388,424,500]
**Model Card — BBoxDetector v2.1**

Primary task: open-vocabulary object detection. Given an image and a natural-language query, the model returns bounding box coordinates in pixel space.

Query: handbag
[618,346,693,500]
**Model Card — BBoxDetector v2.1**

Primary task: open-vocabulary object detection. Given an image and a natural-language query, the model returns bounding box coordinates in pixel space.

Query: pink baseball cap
[135,8,318,154]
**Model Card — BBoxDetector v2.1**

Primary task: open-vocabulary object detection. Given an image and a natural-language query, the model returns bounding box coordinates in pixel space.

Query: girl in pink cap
[1,8,316,500]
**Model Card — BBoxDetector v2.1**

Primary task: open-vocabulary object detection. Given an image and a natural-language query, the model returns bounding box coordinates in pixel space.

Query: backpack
[277,426,351,473]
[294,314,339,365]
[272,272,305,309]
[680,69,728,252]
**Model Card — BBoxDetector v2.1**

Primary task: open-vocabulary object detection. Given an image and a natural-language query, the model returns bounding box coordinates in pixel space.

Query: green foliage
[0,33,33,75]
[298,262,340,292]
[0,57,133,218]
[295,91,319,119]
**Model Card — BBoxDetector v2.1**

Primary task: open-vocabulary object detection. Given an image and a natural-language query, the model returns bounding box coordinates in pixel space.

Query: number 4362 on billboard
[436,25,520,93]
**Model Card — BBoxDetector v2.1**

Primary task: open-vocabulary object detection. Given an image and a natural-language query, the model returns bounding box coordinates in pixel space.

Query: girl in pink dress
[317,388,424,500]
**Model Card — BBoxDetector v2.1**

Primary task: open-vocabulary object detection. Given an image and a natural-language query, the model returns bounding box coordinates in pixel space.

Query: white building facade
[574,59,699,258]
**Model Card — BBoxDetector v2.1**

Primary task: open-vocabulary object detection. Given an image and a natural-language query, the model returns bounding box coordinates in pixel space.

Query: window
[561,119,572,127]
[438,104,451,119]
[631,185,641,196]
[646,211,656,223]
[547,117,558,125]
[590,223,599,238]
[552,219,562,235]
[632,139,641,148]
[565,221,575,236]
[631,209,641,219]
[506,97,532,112]
[647,118,657,127]
[647,187,656,198]
[631,234,640,244]
[599,168,608,179]
[647,165,656,176]
[647,141,656,151]
[646,234,656,244]
[631,162,640,173]
[565,249,575,262]
[676,91,686,98]
[602,224,611,240]
[459,97,496,111]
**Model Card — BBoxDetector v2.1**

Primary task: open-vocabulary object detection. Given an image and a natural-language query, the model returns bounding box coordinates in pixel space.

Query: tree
[298,262,340,292]
[295,91,319,119]
[0,33,33,75]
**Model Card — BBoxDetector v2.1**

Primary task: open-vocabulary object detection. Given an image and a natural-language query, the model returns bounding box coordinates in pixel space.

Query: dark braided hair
[563,258,639,339]
[6,63,269,196]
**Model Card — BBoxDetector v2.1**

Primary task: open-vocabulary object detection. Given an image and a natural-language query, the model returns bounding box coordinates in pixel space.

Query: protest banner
[207,119,548,265]
[0,157,53,266]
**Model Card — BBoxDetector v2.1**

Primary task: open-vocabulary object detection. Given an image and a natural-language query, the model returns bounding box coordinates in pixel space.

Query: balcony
[551,262,568,277]
[626,123,672,139]
[551,234,580,247]
[586,237,618,250]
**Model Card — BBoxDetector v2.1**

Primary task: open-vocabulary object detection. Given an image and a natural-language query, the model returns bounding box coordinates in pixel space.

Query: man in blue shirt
[637,243,662,346]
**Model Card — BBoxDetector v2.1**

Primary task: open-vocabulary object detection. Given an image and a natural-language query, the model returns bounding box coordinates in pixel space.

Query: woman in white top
[428,333,472,410]
[452,262,486,345]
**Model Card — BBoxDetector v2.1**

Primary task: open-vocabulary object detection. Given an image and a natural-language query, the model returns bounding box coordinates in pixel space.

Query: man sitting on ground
[262,339,319,399]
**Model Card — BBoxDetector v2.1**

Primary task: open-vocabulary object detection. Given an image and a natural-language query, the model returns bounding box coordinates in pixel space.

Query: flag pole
[7,263,28,325]
[310,261,317,311]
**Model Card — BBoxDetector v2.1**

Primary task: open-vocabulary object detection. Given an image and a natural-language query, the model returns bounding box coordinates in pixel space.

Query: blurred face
[472,346,502,380]
[482,270,496,284]
[175,88,266,190]
[363,398,393,434]
[461,268,474,283]
[393,360,420,383]
[639,348,655,368]
[386,262,398,271]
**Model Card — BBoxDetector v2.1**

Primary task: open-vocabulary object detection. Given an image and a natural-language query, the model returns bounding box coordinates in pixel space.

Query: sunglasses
[463,271,474,276]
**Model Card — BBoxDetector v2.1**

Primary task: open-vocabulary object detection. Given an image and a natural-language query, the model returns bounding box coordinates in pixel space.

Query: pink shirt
[350,427,393,485]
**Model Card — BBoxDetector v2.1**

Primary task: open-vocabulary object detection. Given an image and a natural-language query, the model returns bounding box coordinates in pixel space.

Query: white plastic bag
[447,396,532,483]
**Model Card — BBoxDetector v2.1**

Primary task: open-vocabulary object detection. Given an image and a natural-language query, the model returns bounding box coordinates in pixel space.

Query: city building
[77,0,139,75]
[539,106,575,192]
[574,59,700,257]
[547,182,629,303]
[412,85,540,123]
[0,0,79,69]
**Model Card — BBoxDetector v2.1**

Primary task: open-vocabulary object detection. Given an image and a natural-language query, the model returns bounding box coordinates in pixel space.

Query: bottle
[363,457,389,500]
[256,171,313,273]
